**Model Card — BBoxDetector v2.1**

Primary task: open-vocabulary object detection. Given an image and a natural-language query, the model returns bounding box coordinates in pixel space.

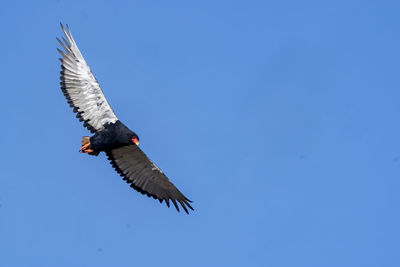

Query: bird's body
[90,121,137,153]
[57,24,193,213]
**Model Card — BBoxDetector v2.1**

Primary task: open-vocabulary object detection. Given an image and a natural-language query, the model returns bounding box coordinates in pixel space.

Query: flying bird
[56,23,193,213]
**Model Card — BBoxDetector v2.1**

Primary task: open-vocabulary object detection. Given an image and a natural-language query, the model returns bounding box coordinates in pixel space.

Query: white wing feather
[57,24,118,132]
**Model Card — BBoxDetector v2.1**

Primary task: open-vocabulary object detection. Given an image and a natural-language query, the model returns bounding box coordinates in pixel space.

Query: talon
[79,136,99,155]
[79,137,96,154]
[79,142,90,152]
[80,148,93,154]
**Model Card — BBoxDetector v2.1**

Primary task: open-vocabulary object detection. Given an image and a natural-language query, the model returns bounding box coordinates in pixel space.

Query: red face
[131,136,140,146]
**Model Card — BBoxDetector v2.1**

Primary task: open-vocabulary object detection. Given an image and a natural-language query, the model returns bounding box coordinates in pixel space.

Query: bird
[56,23,193,214]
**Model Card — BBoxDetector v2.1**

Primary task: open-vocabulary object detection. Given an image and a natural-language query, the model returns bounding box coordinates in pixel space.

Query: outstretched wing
[57,23,118,133]
[106,145,194,214]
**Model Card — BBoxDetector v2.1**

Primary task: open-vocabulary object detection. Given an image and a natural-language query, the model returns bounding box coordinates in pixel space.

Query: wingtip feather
[171,199,180,212]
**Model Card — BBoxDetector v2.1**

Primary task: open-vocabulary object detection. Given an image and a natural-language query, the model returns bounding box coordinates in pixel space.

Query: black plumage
[57,23,193,214]
[90,121,138,152]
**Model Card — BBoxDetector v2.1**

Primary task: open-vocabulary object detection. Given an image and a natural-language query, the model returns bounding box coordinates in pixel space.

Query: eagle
[57,23,193,214]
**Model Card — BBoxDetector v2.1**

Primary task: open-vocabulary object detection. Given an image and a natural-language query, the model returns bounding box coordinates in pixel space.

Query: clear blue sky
[1,1,399,266]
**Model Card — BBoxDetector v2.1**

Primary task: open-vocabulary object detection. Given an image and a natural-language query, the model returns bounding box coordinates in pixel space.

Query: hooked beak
[132,137,140,146]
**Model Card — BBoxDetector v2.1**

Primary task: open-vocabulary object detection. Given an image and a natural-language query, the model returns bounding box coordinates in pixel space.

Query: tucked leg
[79,136,99,155]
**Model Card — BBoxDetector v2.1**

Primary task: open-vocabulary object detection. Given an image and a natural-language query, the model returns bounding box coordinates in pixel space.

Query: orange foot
[80,137,98,155]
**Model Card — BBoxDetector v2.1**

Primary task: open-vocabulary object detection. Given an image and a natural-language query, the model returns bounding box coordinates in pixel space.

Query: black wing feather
[106,145,193,214]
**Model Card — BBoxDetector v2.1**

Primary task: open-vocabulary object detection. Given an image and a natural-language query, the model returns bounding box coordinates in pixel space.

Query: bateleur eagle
[57,23,193,214]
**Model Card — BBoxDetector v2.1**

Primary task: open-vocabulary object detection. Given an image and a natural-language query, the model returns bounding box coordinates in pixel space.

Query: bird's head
[131,134,140,146]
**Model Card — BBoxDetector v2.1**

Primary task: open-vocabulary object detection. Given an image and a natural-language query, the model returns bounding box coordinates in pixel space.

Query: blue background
[1,1,400,266]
